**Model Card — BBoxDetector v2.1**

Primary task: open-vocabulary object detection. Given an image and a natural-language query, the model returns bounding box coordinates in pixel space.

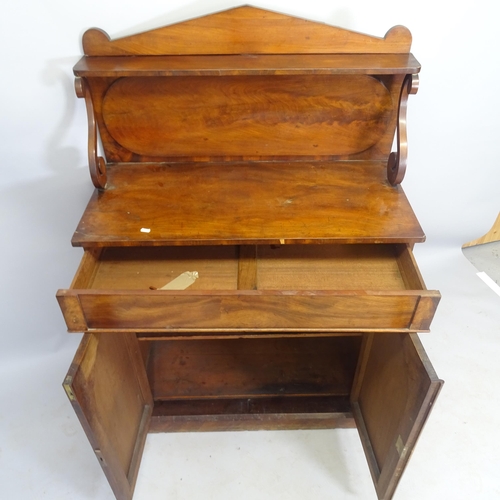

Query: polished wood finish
[72,5,419,183]
[57,244,439,334]
[351,333,443,500]
[82,6,412,56]
[63,333,153,500]
[102,75,393,158]
[82,74,405,164]
[387,74,419,185]
[74,53,421,77]
[74,77,107,189]
[60,8,441,500]
[58,288,437,333]
[71,162,424,247]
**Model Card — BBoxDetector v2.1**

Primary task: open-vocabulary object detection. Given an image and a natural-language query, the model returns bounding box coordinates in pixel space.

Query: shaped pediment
[83,5,412,56]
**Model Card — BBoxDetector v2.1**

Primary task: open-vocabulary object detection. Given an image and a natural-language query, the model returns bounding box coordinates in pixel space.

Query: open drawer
[57,243,439,335]
[64,331,442,500]
[58,245,440,335]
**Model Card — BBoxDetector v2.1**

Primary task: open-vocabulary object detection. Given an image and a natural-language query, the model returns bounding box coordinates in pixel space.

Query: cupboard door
[351,333,443,500]
[63,333,153,500]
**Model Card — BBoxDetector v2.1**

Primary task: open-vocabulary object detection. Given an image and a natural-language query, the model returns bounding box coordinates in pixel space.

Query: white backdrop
[1,1,499,499]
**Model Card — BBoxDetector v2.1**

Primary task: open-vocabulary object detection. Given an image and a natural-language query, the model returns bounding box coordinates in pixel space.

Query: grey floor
[1,243,499,499]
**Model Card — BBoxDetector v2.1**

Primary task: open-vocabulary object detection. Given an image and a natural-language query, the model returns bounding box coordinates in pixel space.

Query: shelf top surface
[73,53,420,77]
[72,161,424,247]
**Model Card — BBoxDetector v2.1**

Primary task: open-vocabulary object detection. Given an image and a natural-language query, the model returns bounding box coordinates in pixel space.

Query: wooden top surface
[73,53,420,77]
[72,161,424,247]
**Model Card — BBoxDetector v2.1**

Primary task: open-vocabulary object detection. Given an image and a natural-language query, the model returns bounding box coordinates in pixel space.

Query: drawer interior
[76,244,425,291]
[59,243,438,334]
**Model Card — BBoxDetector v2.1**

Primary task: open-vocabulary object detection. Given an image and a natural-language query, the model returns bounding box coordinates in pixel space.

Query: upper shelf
[73,53,420,77]
[73,6,421,191]
[76,6,418,77]
[72,160,424,247]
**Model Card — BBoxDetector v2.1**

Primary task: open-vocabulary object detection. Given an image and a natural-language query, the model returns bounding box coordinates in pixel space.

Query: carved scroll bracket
[75,77,107,189]
[387,73,419,186]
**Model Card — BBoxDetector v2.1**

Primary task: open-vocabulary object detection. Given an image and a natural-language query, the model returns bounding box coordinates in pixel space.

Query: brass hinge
[63,376,76,402]
[395,435,408,458]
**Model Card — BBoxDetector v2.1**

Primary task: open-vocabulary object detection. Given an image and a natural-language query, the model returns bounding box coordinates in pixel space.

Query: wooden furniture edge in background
[463,213,500,248]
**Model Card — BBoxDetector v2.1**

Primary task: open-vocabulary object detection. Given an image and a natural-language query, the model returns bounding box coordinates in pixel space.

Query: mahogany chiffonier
[57,6,443,500]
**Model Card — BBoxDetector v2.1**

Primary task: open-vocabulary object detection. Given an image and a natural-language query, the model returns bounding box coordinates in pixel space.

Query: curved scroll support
[387,74,419,186]
[75,77,107,189]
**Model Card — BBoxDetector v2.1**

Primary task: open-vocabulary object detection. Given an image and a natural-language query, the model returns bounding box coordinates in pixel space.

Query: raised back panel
[75,6,416,165]
[101,75,393,159]
[83,6,412,56]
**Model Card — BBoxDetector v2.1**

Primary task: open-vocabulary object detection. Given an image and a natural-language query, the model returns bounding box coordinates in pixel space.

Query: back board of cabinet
[59,6,442,500]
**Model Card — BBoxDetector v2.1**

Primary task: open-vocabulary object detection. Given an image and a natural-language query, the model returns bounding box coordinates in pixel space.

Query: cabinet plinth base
[149,396,355,432]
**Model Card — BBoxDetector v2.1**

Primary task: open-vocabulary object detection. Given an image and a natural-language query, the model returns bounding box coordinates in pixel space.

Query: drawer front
[57,289,439,333]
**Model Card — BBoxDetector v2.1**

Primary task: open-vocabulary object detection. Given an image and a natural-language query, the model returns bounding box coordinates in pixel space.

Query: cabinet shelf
[72,161,424,247]
[74,53,420,77]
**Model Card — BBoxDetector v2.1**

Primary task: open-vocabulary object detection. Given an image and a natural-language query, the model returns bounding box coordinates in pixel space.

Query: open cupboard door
[63,333,153,500]
[351,333,443,500]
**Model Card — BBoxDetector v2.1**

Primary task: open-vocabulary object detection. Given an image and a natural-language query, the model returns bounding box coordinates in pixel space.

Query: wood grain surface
[74,53,420,77]
[60,7,439,500]
[72,290,422,331]
[57,243,439,335]
[63,333,152,500]
[82,6,412,56]
[149,396,355,432]
[71,161,424,247]
[147,337,361,399]
[352,333,443,500]
[101,75,392,158]
[57,288,439,334]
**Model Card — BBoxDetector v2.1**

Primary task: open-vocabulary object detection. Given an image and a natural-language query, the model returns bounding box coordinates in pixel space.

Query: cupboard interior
[139,335,362,429]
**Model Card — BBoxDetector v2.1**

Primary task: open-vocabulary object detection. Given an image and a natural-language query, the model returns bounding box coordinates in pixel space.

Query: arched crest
[83,5,412,56]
